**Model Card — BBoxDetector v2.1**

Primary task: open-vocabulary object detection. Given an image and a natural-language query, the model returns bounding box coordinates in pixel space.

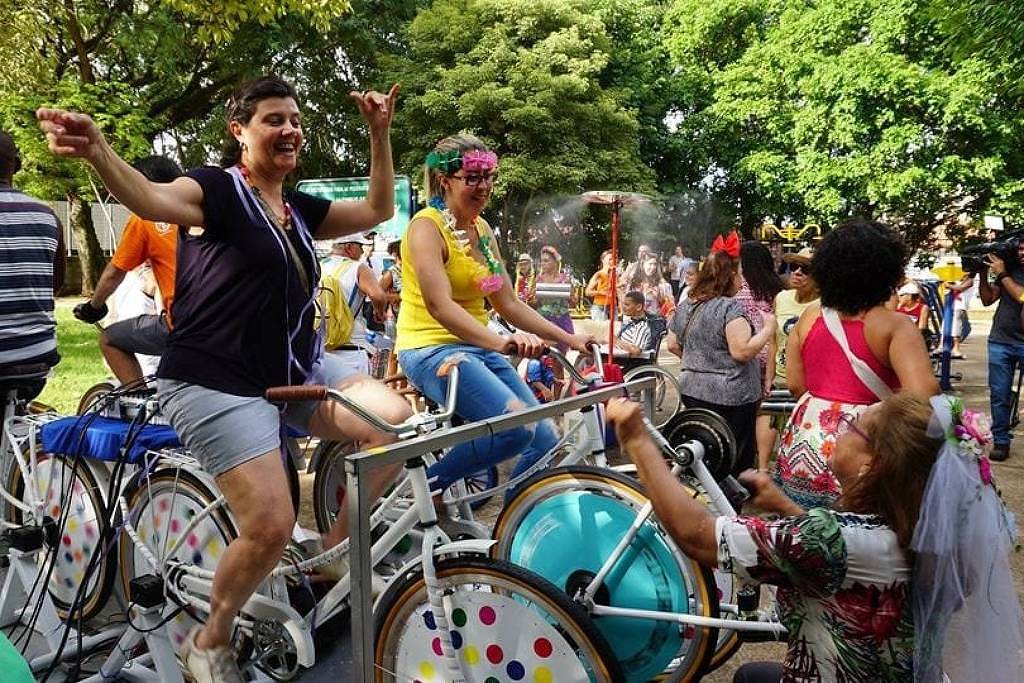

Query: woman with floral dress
[608,391,1023,682]
[776,220,937,509]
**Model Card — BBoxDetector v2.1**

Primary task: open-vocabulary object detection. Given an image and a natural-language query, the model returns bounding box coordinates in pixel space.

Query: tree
[661,0,1020,248]
[0,0,351,292]
[382,0,655,260]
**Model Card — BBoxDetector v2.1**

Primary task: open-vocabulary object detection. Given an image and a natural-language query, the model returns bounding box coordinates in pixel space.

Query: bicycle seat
[40,415,181,464]
[0,361,51,395]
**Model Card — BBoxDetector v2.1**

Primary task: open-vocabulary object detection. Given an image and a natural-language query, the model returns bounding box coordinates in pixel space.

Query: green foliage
[661,0,1024,246]
[383,0,654,252]
[37,302,108,415]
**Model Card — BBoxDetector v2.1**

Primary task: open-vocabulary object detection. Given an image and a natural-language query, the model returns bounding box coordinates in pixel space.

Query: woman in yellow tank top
[397,133,594,493]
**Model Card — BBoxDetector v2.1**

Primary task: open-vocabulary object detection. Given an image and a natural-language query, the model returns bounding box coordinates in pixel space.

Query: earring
[240,141,248,153]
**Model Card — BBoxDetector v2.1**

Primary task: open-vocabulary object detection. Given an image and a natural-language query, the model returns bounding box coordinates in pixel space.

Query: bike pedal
[738,629,786,643]
[130,574,165,609]
[7,525,44,552]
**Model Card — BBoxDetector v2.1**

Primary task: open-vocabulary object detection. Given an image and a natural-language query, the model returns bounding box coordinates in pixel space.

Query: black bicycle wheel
[374,556,624,682]
[76,381,117,415]
[311,439,359,535]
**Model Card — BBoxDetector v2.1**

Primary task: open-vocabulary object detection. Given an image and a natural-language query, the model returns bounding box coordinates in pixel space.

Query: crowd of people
[0,70,1017,682]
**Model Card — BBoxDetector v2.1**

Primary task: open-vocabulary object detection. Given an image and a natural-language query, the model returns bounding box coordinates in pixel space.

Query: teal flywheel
[508,489,689,682]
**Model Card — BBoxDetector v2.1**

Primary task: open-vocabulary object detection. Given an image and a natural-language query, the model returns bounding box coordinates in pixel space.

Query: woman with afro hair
[774,219,938,509]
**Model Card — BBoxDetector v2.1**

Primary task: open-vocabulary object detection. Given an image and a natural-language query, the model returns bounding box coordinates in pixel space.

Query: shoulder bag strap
[820,307,893,400]
[678,301,706,352]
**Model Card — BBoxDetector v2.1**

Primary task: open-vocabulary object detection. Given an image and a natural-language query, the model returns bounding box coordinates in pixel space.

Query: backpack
[316,259,361,349]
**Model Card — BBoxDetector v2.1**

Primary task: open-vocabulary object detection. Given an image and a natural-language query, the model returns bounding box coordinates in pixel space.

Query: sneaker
[991,445,1011,462]
[181,626,244,683]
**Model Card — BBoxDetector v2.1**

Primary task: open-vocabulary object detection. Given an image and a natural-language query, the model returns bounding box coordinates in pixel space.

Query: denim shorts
[157,353,352,477]
[103,313,169,356]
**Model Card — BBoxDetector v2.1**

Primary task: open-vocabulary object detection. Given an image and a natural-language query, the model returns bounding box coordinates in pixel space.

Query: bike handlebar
[265,366,461,435]
[265,385,329,403]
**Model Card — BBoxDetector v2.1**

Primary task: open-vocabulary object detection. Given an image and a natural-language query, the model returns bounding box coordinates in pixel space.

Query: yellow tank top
[396,207,491,351]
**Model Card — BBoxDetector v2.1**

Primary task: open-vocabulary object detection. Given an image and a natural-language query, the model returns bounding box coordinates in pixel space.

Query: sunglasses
[791,264,808,274]
[838,413,870,442]
[450,172,499,188]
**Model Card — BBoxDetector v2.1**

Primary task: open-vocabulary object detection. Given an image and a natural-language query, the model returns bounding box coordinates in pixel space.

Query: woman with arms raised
[38,76,410,683]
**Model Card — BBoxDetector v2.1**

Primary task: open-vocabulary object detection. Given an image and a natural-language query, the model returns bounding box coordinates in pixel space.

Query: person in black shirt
[978,243,1024,461]
[39,76,407,682]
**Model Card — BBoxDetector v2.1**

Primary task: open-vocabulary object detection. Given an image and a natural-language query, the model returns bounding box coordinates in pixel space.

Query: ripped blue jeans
[398,344,558,493]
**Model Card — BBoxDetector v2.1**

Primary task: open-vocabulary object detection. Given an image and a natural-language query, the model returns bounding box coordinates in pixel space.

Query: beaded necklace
[239,163,292,230]
[429,196,504,293]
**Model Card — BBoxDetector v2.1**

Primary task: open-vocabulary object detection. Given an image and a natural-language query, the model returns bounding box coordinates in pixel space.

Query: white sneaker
[181,626,244,683]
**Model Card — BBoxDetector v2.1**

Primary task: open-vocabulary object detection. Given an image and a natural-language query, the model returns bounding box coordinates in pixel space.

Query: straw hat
[782,247,813,267]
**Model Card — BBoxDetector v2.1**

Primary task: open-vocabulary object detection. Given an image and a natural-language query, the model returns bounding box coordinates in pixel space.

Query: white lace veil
[911,395,1024,682]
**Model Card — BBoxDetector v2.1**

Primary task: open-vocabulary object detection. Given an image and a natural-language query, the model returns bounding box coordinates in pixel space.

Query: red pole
[607,201,621,351]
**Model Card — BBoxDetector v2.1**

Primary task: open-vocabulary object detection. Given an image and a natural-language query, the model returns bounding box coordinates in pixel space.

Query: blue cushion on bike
[40,416,181,464]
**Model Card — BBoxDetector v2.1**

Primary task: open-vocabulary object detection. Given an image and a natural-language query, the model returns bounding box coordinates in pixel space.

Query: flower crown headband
[425,148,498,174]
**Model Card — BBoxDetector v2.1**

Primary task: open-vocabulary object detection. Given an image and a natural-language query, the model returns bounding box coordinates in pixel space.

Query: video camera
[960,229,1024,275]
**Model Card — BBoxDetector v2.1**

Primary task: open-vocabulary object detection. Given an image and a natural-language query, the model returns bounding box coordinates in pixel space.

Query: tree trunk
[68,193,105,295]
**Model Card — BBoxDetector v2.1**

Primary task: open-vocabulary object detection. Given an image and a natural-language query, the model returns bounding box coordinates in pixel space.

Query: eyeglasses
[791,264,807,274]
[838,413,870,442]
[450,172,498,188]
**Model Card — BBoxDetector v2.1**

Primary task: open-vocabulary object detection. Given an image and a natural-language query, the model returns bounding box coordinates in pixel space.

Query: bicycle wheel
[4,452,115,621]
[463,465,498,511]
[77,381,117,415]
[492,466,718,683]
[622,365,682,429]
[311,439,359,534]
[118,466,236,652]
[374,556,624,682]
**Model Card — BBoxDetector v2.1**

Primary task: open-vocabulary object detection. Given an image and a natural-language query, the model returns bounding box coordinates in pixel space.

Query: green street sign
[296,176,415,239]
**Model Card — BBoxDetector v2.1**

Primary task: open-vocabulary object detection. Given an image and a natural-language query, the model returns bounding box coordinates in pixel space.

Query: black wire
[37,385,156,681]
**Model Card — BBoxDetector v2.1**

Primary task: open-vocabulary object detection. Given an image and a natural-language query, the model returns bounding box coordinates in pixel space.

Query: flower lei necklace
[429,196,504,293]
[425,147,504,293]
[240,163,292,229]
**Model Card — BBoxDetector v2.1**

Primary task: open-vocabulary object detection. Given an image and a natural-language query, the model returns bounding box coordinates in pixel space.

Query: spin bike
[105,365,624,682]
[491,408,787,682]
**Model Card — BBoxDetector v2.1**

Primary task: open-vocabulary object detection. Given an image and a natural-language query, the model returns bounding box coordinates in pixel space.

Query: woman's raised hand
[36,109,104,161]
[349,84,401,134]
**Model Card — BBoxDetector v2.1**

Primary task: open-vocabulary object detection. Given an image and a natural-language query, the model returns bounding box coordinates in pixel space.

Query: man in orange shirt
[73,156,181,383]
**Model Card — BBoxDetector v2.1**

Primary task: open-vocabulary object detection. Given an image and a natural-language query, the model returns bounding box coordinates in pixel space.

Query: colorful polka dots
[450,630,462,649]
[506,660,526,680]
[423,610,437,630]
[463,645,480,665]
[533,637,553,658]
[478,605,496,625]
[451,607,467,627]
[486,644,503,664]
[418,661,435,679]
[431,637,443,656]
[533,666,553,683]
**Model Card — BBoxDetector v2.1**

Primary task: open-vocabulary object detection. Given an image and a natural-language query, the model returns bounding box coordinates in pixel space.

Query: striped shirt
[618,315,652,352]
[0,188,60,366]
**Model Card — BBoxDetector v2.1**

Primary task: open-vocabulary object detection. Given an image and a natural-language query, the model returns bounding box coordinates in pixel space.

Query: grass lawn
[38,298,109,414]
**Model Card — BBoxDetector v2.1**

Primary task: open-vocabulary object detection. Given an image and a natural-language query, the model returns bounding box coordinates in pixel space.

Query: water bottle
[366,330,394,351]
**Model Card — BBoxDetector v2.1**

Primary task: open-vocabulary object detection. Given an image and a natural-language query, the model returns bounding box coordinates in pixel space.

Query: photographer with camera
[976,239,1024,461]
